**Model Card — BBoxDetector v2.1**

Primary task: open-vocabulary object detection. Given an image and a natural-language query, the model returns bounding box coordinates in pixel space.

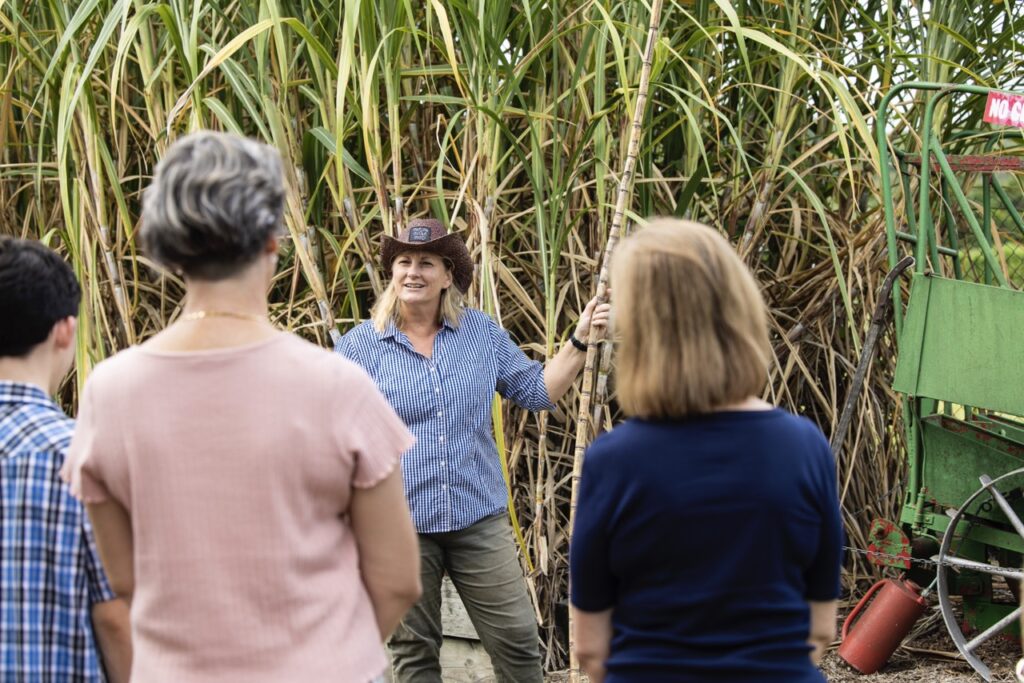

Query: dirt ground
[549,600,1023,682]
[821,603,1022,683]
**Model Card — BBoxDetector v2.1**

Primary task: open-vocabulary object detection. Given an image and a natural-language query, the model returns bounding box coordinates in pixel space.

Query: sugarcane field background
[2,0,1024,677]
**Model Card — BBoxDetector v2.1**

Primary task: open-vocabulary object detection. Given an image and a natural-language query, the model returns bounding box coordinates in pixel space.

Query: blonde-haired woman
[570,219,843,683]
[63,131,421,683]
[337,217,610,682]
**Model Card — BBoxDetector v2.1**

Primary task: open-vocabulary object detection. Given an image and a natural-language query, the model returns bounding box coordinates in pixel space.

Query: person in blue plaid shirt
[0,237,132,682]
[337,217,610,683]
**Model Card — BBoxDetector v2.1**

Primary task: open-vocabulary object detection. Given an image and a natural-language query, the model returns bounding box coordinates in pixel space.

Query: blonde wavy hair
[611,218,771,418]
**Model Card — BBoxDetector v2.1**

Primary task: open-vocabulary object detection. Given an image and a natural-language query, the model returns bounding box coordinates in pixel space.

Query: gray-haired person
[62,131,420,683]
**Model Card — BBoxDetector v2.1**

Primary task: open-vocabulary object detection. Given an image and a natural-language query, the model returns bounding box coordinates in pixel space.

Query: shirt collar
[377,318,455,341]
[0,381,59,411]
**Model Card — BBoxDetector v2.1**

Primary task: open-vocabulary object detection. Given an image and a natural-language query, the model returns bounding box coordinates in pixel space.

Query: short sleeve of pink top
[62,333,413,683]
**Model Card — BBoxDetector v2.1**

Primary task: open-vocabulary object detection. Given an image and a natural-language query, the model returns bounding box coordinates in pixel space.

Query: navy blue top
[570,408,843,683]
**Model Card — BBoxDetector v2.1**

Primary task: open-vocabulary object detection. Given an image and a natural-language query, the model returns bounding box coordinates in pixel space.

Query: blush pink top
[63,333,413,683]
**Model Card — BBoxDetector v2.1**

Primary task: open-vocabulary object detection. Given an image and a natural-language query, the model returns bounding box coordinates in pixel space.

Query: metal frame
[878,82,1024,681]
[879,82,1024,511]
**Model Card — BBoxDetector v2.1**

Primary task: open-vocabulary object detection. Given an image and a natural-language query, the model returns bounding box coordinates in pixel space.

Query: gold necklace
[181,310,267,323]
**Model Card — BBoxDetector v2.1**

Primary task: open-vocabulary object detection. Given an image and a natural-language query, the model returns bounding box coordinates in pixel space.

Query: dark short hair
[0,237,81,357]
[140,131,285,280]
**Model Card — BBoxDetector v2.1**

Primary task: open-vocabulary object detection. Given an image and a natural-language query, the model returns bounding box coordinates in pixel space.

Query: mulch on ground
[551,597,1023,682]
[823,601,1022,682]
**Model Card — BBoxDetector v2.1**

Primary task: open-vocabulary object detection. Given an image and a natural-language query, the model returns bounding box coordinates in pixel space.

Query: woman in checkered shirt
[337,218,609,683]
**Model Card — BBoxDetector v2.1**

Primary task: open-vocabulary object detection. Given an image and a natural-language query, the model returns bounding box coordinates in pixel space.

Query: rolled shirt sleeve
[486,317,554,411]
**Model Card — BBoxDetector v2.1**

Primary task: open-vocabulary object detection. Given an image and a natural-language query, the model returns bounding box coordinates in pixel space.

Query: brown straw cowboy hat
[381,218,474,293]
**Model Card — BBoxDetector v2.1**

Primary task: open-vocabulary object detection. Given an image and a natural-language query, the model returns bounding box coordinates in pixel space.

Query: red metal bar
[901,153,1024,173]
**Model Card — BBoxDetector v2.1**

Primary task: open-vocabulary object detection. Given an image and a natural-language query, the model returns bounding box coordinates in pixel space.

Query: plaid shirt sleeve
[81,515,117,604]
[335,327,366,368]
[1,381,114,680]
[486,316,554,411]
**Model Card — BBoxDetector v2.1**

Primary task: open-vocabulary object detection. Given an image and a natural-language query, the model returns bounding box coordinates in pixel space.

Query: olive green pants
[389,514,543,683]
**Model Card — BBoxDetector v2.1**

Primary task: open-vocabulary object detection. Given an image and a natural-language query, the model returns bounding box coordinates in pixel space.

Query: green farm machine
[869,82,1024,680]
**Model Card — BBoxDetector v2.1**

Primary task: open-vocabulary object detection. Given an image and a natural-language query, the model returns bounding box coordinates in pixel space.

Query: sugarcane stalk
[590,218,631,432]
[591,337,615,434]
[342,197,384,298]
[567,1,663,679]
[281,166,337,346]
[97,224,133,345]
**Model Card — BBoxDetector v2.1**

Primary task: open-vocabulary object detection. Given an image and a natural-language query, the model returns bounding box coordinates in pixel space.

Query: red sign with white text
[984,91,1024,129]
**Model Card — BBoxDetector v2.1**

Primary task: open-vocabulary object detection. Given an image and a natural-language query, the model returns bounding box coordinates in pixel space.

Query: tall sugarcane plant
[2,0,1023,671]
[566,1,663,678]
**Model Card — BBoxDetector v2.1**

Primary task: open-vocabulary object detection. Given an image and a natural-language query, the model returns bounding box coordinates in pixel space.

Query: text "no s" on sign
[984,91,1024,129]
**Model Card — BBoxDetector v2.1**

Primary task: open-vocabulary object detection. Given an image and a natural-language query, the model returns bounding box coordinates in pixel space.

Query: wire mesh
[908,165,1024,290]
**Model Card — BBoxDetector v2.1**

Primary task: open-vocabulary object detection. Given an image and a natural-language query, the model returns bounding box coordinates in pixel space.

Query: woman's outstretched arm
[543,295,611,403]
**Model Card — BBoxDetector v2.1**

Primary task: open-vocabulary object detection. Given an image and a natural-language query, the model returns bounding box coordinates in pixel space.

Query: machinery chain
[843,545,944,569]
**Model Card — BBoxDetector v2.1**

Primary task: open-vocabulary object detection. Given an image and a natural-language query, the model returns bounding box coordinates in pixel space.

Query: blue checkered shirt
[337,308,553,533]
[0,381,115,682]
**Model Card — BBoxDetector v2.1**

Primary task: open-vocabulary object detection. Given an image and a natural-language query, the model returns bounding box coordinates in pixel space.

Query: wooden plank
[442,575,481,640]
[384,638,496,682]
[901,153,1024,173]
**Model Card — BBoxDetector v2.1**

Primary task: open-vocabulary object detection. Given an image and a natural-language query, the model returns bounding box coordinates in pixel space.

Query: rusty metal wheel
[937,468,1024,682]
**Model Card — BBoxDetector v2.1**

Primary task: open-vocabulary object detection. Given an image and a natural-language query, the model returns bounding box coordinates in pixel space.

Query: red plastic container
[838,578,928,674]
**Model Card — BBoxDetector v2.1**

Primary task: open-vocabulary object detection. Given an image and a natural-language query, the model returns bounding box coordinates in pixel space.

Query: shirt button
[442,483,448,489]
[439,435,445,443]
[430,367,436,373]
[437,410,443,417]
[435,388,440,394]
[440,461,446,467]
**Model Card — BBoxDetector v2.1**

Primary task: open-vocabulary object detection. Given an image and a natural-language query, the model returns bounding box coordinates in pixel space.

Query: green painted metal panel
[918,416,1024,513]
[965,601,1022,639]
[971,415,1024,444]
[893,275,1024,416]
[913,512,1024,555]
